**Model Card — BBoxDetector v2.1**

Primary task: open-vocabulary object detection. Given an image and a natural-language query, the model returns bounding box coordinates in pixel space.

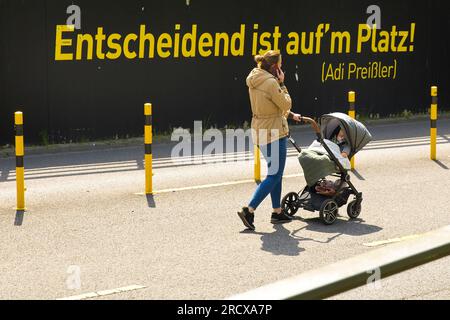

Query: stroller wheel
[281,192,300,216]
[319,199,339,225]
[347,200,362,219]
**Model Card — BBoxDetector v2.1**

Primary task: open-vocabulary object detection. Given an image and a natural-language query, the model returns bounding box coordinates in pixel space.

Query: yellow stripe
[254,145,261,182]
[431,128,437,160]
[16,167,25,210]
[15,112,23,125]
[145,154,153,194]
[144,103,152,116]
[348,110,356,119]
[431,105,438,120]
[15,136,24,156]
[348,109,356,168]
[144,126,152,144]
[138,173,304,195]
[431,86,438,97]
[348,91,356,103]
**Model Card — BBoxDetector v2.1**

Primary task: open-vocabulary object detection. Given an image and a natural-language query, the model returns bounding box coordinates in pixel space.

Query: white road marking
[56,285,146,300]
[363,234,422,247]
[2,135,448,181]
[135,173,304,195]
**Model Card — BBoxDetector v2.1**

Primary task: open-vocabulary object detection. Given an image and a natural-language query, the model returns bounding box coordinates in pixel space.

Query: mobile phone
[270,66,281,79]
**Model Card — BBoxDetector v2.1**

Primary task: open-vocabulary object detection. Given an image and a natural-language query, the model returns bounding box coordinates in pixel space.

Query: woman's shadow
[241,224,305,256]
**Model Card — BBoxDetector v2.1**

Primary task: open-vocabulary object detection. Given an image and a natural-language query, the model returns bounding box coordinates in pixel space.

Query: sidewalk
[1,114,449,159]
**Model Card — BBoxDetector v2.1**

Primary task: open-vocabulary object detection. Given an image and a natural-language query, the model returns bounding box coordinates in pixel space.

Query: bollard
[144,103,153,195]
[348,91,356,170]
[15,112,25,210]
[430,86,438,160]
[254,145,261,183]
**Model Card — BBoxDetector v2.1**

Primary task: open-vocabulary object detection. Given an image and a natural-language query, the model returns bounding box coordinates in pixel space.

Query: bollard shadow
[0,160,13,182]
[136,158,145,170]
[0,143,167,182]
[440,134,450,142]
[146,194,156,208]
[14,210,25,226]
[0,168,11,182]
[433,160,449,170]
[240,224,305,256]
[351,169,366,181]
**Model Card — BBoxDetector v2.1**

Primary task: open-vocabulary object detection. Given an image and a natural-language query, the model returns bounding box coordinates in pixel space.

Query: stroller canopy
[320,113,373,158]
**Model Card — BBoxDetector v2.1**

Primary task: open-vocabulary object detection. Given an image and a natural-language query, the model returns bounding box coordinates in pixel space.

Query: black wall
[0,0,449,145]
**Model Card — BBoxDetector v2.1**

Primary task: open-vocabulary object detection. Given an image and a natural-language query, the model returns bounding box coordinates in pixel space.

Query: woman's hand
[276,68,285,84]
[291,113,302,122]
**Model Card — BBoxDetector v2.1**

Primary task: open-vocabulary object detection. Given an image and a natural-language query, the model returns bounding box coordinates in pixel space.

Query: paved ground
[0,119,449,300]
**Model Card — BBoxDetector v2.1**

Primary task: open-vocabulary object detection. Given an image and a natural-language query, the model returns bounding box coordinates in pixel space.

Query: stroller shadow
[291,216,382,244]
[241,224,305,256]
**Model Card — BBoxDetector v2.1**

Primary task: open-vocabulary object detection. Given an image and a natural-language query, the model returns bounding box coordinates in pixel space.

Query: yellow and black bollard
[430,86,438,160]
[254,145,261,183]
[144,103,153,195]
[348,91,356,170]
[15,112,25,210]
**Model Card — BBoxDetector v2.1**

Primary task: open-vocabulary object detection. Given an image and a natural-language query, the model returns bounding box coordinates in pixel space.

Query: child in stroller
[333,126,351,158]
[282,112,372,225]
[314,126,351,196]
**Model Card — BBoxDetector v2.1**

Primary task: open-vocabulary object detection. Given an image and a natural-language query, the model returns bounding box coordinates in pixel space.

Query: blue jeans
[249,137,287,210]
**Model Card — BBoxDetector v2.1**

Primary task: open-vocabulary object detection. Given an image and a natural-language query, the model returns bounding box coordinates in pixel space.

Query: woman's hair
[254,50,281,72]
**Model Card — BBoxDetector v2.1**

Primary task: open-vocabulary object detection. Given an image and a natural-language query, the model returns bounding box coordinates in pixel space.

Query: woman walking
[238,50,301,231]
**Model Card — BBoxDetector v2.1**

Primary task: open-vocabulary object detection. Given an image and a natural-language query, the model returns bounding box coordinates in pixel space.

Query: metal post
[348,91,356,170]
[430,86,438,160]
[254,145,261,183]
[144,103,153,195]
[15,111,25,210]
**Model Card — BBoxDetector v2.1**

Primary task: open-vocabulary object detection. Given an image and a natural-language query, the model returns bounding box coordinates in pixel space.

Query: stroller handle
[300,116,321,135]
[288,116,322,154]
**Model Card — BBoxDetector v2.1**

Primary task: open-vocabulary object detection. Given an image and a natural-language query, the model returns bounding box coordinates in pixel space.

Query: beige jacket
[246,68,292,146]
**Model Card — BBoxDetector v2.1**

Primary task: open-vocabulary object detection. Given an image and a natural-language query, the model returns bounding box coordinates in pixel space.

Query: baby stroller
[281,112,372,225]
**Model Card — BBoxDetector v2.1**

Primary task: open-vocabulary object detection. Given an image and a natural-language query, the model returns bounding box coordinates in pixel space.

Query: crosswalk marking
[1,135,448,181]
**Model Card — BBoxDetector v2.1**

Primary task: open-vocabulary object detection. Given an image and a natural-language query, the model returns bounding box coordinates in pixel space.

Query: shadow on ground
[241,224,305,256]
[239,215,383,255]
[1,120,449,181]
[14,210,25,226]
[291,217,383,244]
[146,194,156,208]
[433,160,449,170]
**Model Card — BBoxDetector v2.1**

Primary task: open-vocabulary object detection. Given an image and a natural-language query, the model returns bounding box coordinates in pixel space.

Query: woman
[237,50,301,231]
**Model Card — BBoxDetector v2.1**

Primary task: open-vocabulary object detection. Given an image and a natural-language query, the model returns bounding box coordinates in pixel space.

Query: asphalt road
[0,119,449,300]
